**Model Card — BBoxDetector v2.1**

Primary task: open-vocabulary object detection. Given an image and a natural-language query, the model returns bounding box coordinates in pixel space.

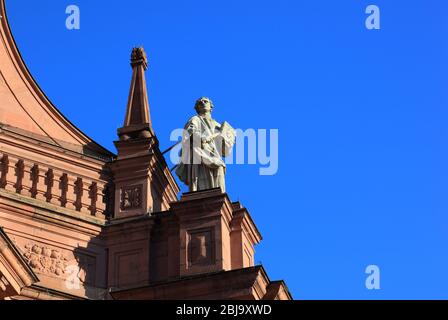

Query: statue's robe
[176,115,227,192]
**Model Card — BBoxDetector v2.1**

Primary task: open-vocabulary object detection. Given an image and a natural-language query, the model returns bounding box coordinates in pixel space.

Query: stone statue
[176,97,236,193]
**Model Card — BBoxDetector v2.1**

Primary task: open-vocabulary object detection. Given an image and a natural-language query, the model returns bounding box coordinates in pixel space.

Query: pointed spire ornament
[118,47,153,141]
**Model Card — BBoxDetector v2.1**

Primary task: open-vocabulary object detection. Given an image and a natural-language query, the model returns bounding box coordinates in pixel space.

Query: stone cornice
[109,265,278,300]
[171,189,234,226]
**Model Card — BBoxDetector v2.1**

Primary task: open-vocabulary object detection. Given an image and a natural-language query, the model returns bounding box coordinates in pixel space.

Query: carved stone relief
[120,185,143,211]
[23,243,69,277]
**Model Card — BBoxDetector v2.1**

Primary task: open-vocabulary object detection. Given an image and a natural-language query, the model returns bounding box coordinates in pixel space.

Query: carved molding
[0,274,9,292]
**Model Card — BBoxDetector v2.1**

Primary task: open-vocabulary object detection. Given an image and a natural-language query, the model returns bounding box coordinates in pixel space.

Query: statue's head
[195,97,214,115]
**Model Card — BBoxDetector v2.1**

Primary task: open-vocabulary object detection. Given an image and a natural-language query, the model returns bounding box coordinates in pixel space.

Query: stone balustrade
[0,152,110,218]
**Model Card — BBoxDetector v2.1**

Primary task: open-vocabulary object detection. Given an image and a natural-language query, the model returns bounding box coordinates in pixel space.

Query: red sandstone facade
[0,1,291,300]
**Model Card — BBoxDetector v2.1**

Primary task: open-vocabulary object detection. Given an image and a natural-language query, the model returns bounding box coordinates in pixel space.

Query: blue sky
[6,0,448,299]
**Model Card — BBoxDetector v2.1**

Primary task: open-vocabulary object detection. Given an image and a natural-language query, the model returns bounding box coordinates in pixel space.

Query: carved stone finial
[116,46,153,142]
[131,47,148,70]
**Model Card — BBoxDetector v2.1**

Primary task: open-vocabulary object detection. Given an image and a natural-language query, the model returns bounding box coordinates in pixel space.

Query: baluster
[48,170,62,206]
[20,160,34,197]
[88,182,98,216]
[0,154,7,189]
[34,165,48,202]
[14,160,25,194]
[95,182,106,218]
[66,175,77,210]
[44,169,54,202]
[3,155,19,193]
[59,173,69,208]
[103,183,114,218]
[30,165,39,198]
[80,179,92,214]
[74,178,83,212]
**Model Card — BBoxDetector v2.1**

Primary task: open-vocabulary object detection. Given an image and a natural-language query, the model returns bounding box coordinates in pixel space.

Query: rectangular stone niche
[187,228,215,268]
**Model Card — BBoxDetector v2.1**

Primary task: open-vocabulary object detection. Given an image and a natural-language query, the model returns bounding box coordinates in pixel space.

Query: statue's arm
[185,117,217,145]
[185,117,203,141]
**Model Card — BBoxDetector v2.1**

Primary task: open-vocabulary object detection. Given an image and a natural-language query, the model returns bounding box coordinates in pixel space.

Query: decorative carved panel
[120,185,143,211]
[22,243,69,277]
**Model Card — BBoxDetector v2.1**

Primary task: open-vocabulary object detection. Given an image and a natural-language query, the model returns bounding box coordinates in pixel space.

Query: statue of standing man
[176,97,236,193]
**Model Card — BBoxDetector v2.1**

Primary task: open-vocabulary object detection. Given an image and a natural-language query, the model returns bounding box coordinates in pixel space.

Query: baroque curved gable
[0,0,112,159]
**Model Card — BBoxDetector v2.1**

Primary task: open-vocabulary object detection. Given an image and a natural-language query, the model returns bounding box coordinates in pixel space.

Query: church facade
[0,1,291,300]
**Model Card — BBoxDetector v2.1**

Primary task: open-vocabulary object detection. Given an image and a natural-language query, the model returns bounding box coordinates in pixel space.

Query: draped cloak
[175,115,227,192]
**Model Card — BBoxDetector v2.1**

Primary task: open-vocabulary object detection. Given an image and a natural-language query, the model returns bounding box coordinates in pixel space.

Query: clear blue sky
[6,0,448,299]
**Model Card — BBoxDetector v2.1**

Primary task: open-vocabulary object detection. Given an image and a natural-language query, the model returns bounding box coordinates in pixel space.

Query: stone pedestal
[171,189,262,278]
